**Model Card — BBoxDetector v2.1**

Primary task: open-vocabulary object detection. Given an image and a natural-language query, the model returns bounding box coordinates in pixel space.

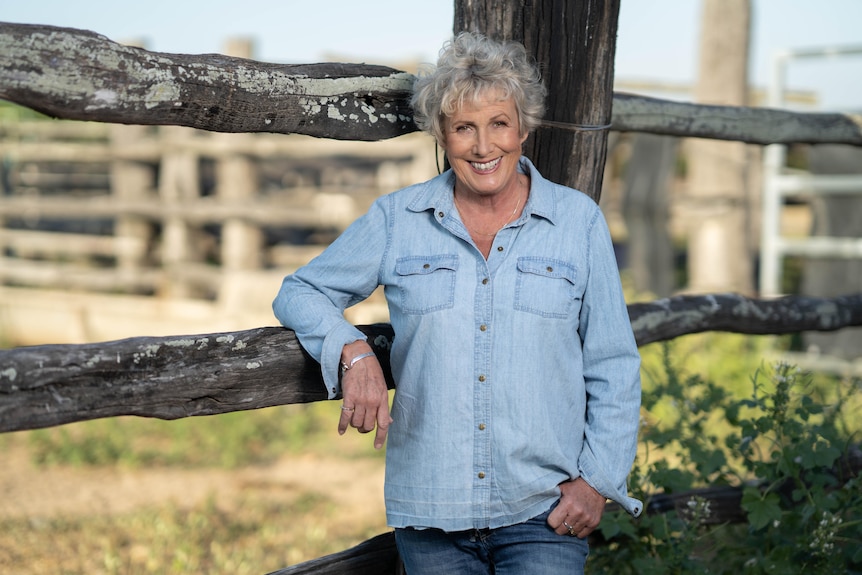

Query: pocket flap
[516,258,577,284]
[396,254,459,276]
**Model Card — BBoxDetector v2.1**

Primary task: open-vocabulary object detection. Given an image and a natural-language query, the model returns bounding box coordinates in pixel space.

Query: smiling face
[441,92,529,201]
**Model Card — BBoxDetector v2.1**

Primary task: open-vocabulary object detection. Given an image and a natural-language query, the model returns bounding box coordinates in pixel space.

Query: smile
[470,158,501,172]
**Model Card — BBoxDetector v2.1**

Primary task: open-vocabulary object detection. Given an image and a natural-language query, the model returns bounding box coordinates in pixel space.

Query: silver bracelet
[340,351,375,373]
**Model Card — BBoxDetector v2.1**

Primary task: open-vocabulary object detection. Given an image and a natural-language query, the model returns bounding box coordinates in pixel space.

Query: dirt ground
[0,444,386,523]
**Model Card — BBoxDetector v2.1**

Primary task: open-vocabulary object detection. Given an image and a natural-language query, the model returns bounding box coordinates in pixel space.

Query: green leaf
[742,489,783,530]
[813,443,841,468]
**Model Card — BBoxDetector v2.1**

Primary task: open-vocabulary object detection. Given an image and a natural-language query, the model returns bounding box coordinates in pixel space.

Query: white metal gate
[759,45,862,297]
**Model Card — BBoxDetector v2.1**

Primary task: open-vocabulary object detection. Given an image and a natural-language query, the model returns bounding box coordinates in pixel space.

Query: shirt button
[438,211,444,218]
[479,324,487,332]
[478,423,486,430]
[482,278,489,285]
[478,472,486,479]
[423,263,430,269]
[478,375,486,382]
[547,266,554,272]
[497,246,504,252]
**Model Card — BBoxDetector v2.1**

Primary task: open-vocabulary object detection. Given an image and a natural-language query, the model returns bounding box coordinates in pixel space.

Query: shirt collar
[407,156,560,227]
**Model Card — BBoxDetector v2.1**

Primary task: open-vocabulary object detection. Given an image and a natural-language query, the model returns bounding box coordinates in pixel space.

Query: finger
[546,500,572,531]
[373,405,392,450]
[359,405,378,434]
[337,405,355,435]
[556,519,574,537]
[349,406,371,432]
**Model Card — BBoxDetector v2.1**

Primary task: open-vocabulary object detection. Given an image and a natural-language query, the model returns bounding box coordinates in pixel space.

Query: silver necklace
[454,188,523,238]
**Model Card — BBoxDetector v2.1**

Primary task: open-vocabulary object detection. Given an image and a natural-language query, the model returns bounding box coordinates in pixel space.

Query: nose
[472,127,492,156]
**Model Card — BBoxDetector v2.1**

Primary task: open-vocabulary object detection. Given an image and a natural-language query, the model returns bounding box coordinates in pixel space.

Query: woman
[273,32,641,575]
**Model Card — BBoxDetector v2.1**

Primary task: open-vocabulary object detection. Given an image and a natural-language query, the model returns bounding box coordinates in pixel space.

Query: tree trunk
[454,0,620,202]
[686,0,754,294]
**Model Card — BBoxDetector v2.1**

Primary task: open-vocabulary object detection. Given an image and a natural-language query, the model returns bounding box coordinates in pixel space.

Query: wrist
[340,351,375,373]
[341,339,370,361]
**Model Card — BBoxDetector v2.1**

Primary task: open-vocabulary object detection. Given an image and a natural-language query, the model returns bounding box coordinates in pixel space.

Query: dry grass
[0,404,389,575]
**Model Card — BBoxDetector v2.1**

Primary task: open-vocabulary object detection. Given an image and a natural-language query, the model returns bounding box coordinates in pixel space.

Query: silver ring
[341,405,355,412]
[564,521,577,536]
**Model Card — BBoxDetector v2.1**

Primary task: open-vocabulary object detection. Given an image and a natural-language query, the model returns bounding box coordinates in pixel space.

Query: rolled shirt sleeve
[576,207,643,517]
[272,200,389,398]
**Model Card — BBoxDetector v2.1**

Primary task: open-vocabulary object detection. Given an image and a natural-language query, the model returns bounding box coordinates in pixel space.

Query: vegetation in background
[5,402,383,469]
[592,345,862,574]
[0,100,48,122]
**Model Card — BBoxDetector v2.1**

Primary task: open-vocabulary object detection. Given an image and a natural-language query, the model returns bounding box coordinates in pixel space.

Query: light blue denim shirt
[273,157,643,529]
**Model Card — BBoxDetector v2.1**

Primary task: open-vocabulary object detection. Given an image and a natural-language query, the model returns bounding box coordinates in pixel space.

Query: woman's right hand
[338,341,392,449]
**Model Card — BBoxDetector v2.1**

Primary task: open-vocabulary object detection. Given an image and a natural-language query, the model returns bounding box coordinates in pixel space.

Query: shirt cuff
[579,444,643,517]
[321,323,368,399]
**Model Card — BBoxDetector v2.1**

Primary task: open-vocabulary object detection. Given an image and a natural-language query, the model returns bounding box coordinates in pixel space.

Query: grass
[0,492,384,574]
[5,402,384,469]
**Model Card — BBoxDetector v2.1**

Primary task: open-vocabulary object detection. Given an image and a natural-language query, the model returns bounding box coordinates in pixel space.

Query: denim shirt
[273,157,643,529]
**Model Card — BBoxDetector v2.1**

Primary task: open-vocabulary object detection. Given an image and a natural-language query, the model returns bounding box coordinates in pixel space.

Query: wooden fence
[0,120,433,298]
[2,20,862,575]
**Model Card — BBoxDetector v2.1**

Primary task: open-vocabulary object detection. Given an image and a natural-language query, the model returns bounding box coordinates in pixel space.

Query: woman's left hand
[547,477,607,539]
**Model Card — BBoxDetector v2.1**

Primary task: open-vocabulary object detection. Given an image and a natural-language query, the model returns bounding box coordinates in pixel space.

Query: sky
[2,0,861,111]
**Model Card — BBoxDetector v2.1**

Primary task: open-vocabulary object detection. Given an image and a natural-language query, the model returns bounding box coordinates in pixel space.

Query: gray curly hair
[411,32,546,145]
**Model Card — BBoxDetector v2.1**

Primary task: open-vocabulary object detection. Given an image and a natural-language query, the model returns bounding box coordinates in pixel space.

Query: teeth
[471,158,500,171]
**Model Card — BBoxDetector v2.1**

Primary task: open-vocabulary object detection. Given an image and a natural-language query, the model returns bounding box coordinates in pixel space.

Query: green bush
[591,349,862,574]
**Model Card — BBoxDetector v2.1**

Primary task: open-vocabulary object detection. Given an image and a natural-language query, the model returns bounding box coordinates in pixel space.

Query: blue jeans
[394,508,589,575]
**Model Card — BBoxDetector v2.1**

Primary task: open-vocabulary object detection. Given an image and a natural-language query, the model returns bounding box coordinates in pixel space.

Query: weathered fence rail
[2,292,861,434]
[2,23,861,146]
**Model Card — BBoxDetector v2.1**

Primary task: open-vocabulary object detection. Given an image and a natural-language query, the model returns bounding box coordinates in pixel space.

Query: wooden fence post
[622,133,678,297]
[454,0,621,202]
[109,123,154,279]
[158,125,202,298]
[217,38,263,273]
[686,0,755,294]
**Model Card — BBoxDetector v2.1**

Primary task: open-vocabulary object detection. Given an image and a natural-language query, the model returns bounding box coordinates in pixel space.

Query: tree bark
[454,0,620,202]
[2,294,860,434]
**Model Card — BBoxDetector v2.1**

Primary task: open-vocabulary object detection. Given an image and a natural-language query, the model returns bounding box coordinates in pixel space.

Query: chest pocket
[514,257,578,319]
[395,254,459,315]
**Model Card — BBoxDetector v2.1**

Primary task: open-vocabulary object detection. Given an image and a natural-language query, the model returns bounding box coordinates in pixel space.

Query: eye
[455,124,473,133]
